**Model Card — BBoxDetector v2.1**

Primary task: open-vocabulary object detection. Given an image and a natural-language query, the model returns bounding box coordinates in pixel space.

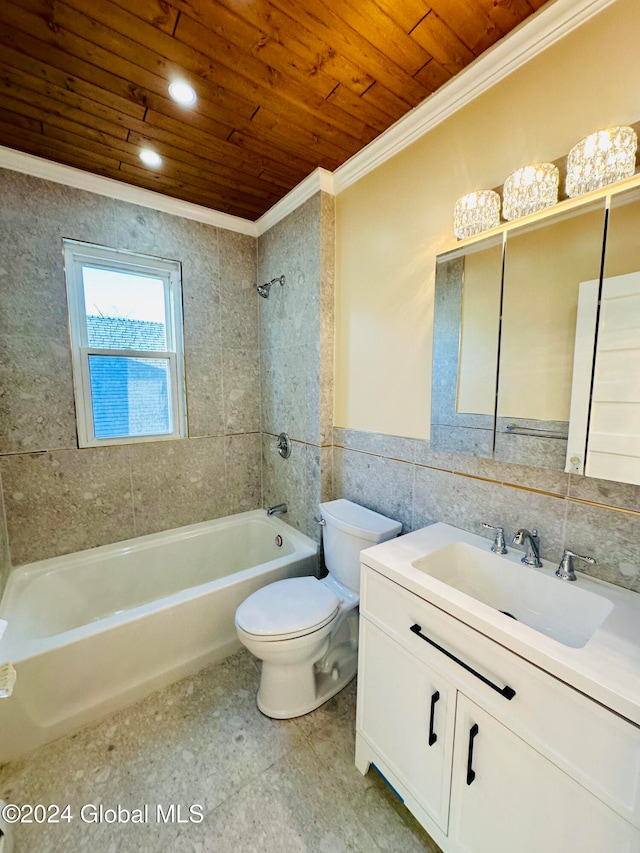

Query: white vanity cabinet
[448,695,638,852]
[358,618,456,833]
[356,564,640,853]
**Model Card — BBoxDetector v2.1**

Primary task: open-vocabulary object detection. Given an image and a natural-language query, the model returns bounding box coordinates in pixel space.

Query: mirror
[566,187,640,485]
[432,184,640,484]
[431,236,503,458]
[495,200,607,470]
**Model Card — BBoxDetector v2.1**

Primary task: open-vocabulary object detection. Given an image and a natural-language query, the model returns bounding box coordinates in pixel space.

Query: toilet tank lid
[319,499,402,542]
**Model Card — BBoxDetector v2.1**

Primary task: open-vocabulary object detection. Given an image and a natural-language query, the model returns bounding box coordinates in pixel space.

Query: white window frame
[64,240,187,447]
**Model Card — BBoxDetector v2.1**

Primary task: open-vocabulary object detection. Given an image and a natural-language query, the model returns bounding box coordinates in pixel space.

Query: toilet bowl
[235,499,402,718]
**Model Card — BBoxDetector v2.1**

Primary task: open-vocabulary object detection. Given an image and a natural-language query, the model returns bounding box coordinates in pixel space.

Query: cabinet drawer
[361,565,640,828]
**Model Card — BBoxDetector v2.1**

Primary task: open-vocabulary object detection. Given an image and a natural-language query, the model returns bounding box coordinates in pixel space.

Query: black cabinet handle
[410,624,516,700]
[428,690,440,746]
[466,723,479,785]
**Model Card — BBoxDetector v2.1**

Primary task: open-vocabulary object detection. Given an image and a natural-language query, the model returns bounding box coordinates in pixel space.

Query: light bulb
[139,149,162,168]
[168,81,197,106]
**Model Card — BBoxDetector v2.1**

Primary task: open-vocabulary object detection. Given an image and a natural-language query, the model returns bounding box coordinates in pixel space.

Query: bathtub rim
[0,510,318,665]
[2,509,315,582]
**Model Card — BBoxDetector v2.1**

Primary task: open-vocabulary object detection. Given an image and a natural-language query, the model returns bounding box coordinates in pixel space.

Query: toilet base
[255,609,359,719]
[257,656,357,719]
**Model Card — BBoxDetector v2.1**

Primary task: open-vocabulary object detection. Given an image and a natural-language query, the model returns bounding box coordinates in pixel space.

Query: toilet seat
[235,577,340,642]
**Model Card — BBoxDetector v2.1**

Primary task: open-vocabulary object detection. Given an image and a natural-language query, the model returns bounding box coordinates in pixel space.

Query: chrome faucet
[512,529,542,567]
[266,503,288,517]
[555,549,596,582]
[481,523,508,554]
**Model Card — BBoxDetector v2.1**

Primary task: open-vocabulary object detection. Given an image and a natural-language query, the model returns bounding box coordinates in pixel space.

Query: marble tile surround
[0,177,333,578]
[2,166,636,598]
[0,178,338,577]
[0,650,440,853]
[333,427,640,592]
[431,256,495,458]
[0,434,262,566]
[262,433,322,542]
[258,193,335,544]
[0,170,262,574]
[258,192,334,447]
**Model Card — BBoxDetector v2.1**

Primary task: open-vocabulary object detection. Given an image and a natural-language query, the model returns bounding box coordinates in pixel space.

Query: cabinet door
[357,617,456,833]
[449,694,640,853]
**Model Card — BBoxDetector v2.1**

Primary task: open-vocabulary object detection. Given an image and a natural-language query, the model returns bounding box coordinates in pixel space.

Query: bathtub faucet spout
[267,503,288,517]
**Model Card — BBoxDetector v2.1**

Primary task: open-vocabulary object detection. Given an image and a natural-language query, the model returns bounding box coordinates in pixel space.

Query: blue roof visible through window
[86,316,166,350]
[83,266,168,349]
[88,354,171,439]
[87,316,171,437]
[64,240,186,447]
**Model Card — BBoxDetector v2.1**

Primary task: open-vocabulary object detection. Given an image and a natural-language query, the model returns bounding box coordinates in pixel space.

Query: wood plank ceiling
[0,0,546,220]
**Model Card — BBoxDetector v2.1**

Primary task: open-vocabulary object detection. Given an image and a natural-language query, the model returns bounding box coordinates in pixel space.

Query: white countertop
[361,522,640,727]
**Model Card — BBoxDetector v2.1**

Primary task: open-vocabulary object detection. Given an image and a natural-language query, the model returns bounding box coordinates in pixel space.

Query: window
[64,240,187,447]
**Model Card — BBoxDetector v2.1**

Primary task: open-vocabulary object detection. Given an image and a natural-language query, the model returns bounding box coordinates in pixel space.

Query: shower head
[256,275,285,299]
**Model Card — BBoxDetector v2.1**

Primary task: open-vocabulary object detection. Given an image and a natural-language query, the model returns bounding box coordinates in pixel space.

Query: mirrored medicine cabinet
[432,178,640,487]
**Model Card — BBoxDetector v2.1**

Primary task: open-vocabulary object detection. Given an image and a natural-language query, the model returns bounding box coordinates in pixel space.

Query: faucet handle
[481,523,508,555]
[564,549,595,564]
[555,549,596,582]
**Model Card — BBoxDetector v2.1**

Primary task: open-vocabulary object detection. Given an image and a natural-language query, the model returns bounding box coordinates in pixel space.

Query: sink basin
[411,541,614,648]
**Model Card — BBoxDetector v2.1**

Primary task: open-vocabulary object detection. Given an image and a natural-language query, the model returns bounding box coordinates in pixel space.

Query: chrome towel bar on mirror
[504,423,569,440]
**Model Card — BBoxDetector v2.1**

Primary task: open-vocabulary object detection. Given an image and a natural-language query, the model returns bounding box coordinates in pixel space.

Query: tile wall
[258,192,335,542]
[0,169,261,585]
[2,169,637,600]
[333,428,640,591]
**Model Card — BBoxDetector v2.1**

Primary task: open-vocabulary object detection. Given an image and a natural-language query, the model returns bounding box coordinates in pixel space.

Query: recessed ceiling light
[139,148,162,168]
[168,81,197,106]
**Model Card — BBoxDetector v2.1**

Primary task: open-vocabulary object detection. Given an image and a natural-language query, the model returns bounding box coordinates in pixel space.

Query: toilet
[235,499,402,718]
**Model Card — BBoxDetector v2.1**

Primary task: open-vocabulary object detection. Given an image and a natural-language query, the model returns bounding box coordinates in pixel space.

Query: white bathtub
[0,510,317,764]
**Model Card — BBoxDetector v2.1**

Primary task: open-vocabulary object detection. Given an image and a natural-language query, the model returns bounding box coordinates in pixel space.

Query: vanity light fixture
[566,126,637,197]
[168,81,197,107]
[453,190,501,240]
[139,148,162,168]
[502,163,559,221]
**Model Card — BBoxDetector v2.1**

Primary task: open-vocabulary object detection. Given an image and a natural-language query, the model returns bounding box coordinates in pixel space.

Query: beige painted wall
[605,189,640,278]
[457,242,502,416]
[498,206,606,421]
[335,0,640,439]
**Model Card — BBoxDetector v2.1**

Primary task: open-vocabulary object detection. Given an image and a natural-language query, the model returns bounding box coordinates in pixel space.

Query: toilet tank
[319,499,402,592]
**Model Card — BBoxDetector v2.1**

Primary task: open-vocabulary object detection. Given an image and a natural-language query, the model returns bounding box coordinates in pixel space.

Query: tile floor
[0,650,441,852]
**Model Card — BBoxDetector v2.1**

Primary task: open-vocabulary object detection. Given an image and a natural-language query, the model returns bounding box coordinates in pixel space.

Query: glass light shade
[453,190,501,239]
[566,126,637,197]
[502,163,559,221]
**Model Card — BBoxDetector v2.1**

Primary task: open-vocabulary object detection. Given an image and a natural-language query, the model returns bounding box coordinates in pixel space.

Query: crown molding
[332,0,617,193]
[255,168,334,236]
[0,146,257,236]
[0,0,616,233]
